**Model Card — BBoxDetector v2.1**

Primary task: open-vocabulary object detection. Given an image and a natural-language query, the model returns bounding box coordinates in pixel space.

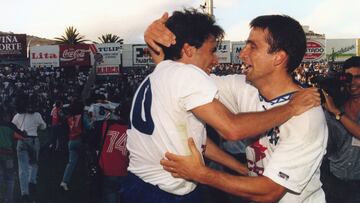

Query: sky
[1,0,360,43]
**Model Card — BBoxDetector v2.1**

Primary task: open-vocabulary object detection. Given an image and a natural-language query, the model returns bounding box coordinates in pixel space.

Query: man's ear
[182,43,195,58]
[273,50,288,67]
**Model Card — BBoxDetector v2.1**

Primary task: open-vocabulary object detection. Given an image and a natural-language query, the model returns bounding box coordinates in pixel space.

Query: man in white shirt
[125,10,321,203]
[147,14,327,203]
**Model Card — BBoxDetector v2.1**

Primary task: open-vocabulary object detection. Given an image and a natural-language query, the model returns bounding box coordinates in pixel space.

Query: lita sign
[304,40,325,62]
[0,34,26,59]
[30,45,60,67]
[59,44,91,66]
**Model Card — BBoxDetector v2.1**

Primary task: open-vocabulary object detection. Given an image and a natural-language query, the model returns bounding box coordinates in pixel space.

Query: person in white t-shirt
[147,14,327,203]
[88,94,118,123]
[124,10,321,203]
[12,95,46,201]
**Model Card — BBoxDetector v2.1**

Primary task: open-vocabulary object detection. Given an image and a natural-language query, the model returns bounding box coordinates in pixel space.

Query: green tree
[54,26,88,44]
[97,34,124,44]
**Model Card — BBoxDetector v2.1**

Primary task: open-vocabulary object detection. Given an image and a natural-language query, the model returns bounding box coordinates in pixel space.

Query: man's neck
[256,74,300,101]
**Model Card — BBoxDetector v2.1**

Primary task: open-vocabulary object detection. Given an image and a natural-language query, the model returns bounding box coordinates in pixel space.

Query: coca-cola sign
[59,44,91,66]
[0,34,27,59]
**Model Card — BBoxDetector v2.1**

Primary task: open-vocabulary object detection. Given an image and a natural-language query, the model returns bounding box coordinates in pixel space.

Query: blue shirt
[325,110,360,180]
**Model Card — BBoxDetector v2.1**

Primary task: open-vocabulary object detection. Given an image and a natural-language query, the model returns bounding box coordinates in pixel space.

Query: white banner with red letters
[30,45,60,67]
[303,38,326,62]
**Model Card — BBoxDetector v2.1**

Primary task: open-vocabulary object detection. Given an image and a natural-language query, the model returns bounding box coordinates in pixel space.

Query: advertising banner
[303,38,326,62]
[326,39,357,62]
[132,44,154,66]
[358,39,360,56]
[231,41,245,64]
[216,40,231,63]
[94,43,122,65]
[59,44,91,66]
[30,45,59,67]
[0,34,27,59]
[96,65,120,75]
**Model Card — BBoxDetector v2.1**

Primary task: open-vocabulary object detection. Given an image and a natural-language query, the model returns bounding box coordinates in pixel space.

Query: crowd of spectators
[0,64,153,124]
[293,61,343,86]
[1,60,346,126]
[1,60,352,203]
[211,63,243,75]
[1,61,341,123]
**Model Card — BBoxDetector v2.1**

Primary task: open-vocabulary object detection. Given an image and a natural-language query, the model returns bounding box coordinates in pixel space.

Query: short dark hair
[343,56,360,70]
[15,94,28,114]
[69,99,84,116]
[162,9,224,61]
[55,100,62,108]
[250,15,306,73]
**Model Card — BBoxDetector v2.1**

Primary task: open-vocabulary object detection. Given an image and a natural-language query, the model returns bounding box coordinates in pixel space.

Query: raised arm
[192,88,320,140]
[144,13,321,140]
[323,91,360,138]
[144,12,176,64]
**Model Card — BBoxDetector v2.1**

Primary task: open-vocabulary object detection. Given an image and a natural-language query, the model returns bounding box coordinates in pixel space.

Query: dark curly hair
[162,8,224,61]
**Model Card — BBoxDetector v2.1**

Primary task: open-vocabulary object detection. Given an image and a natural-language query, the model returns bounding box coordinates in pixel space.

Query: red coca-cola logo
[61,48,88,61]
[304,41,325,60]
[59,45,90,66]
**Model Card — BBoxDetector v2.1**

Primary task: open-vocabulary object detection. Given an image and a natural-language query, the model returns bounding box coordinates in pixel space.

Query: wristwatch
[335,111,345,121]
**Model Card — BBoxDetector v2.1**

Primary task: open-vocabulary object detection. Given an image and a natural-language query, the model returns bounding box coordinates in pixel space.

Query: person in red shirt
[59,99,84,191]
[50,100,63,126]
[98,103,130,203]
[49,100,66,151]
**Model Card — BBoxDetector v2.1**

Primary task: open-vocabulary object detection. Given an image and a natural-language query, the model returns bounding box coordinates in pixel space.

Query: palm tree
[54,26,88,45]
[97,34,124,44]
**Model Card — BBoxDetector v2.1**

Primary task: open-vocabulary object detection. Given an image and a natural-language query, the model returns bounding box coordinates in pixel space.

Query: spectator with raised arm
[322,56,360,203]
